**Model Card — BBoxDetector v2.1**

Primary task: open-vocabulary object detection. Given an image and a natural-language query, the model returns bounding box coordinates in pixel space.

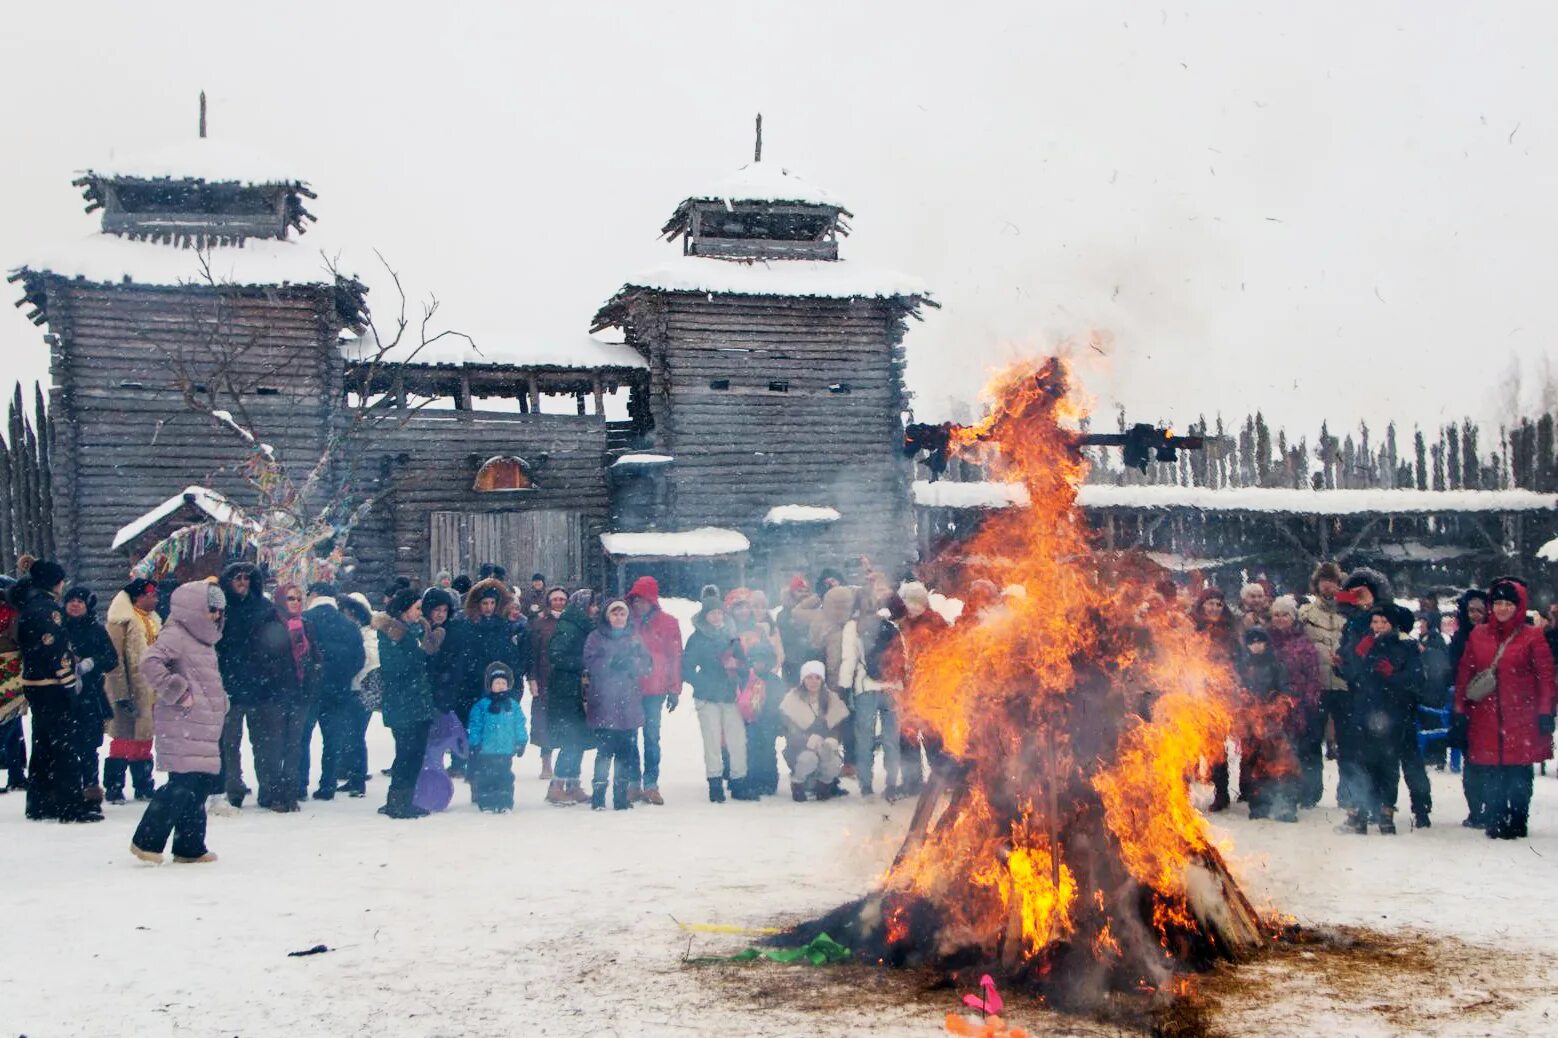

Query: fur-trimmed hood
[463,577,515,621]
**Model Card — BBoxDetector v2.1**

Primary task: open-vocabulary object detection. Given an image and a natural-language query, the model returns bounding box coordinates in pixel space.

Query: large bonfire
[807,357,1270,1010]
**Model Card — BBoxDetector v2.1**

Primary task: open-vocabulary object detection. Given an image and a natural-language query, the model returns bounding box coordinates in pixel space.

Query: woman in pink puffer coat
[131,581,228,864]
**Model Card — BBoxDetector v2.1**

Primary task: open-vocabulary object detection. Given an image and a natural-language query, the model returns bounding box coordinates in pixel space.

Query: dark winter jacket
[376,614,434,731]
[424,611,464,716]
[1447,589,1489,675]
[442,578,527,720]
[216,564,294,705]
[1237,648,1288,704]
[683,612,744,704]
[527,607,562,695]
[583,620,651,730]
[63,602,119,731]
[14,582,75,693]
[545,598,595,744]
[1268,625,1321,711]
[303,600,366,706]
[1341,628,1423,741]
[628,576,682,697]
[1454,582,1556,766]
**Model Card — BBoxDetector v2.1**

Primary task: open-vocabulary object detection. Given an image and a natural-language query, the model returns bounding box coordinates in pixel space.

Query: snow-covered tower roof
[659,160,853,262]
[73,137,316,247]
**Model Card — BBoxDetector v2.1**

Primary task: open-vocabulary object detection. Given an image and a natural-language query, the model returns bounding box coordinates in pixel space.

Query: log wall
[347,412,609,593]
[629,292,917,586]
[45,280,341,595]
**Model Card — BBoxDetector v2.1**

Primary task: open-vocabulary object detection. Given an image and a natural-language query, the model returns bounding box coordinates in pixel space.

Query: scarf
[134,606,158,647]
[487,691,515,715]
[285,616,310,683]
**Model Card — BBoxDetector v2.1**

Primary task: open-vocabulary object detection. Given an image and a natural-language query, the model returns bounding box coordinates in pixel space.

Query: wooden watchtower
[592,144,935,589]
[11,133,363,592]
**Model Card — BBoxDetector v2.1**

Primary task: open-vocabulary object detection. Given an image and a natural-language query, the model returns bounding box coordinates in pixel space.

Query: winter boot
[545,781,574,806]
[729,777,759,801]
[590,782,608,811]
[825,779,849,799]
[1208,787,1231,813]
[1508,810,1529,839]
[612,783,632,811]
[642,788,665,805]
[130,842,163,865]
[626,783,643,803]
[1412,808,1431,829]
[173,852,218,864]
[1335,810,1368,835]
[1376,809,1397,835]
[791,782,808,802]
[707,778,726,803]
[567,780,592,804]
[539,752,554,781]
[129,761,156,800]
[102,759,127,804]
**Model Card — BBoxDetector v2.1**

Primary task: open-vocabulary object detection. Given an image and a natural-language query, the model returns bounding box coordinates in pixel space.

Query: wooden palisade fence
[0,382,55,573]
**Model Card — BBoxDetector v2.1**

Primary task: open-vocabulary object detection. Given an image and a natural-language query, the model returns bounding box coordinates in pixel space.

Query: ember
[796,357,1269,1011]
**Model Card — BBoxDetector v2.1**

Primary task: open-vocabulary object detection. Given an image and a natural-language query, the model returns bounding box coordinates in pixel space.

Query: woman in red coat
[1453,579,1557,839]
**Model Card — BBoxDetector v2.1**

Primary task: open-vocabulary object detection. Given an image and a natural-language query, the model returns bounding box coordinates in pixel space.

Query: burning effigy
[796,357,1271,1012]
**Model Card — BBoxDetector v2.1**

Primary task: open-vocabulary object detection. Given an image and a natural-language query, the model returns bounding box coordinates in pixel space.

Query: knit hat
[29,559,66,591]
[388,588,421,618]
[420,587,455,619]
[700,584,723,612]
[63,585,96,613]
[485,661,515,690]
[568,588,595,613]
[1269,594,1299,620]
[724,587,752,610]
[788,574,809,595]
[604,598,630,619]
[800,659,826,682]
[531,572,545,583]
[1489,581,1522,606]
[899,581,931,610]
[1243,627,1270,646]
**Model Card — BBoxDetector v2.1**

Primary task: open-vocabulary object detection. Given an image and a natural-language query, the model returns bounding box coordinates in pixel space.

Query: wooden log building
[9,138,935,597]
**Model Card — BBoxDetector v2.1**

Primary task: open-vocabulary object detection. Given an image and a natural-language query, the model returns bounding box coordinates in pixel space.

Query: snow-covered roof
[599,528,750,558]
[1143,551,1253,573]
[605,255,929,304]
[340,326,647,371]
[110,486,255,551]
[14,234,340,289]
[683,162,844,211]
[611,453,673,468]
[1537,537,1558,563]
[80,139,305,187]
[763,504,841,524]
[912,481,1030,509]
[1077,485,1558,515]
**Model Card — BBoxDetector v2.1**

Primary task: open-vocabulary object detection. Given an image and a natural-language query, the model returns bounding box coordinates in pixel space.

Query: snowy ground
[4,610,1557,1035]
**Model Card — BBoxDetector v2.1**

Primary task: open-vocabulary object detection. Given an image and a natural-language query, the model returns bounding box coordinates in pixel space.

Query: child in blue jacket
[467,662,528,812]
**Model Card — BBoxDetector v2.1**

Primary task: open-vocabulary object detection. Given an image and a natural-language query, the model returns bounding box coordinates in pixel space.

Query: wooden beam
[592,375,605,416]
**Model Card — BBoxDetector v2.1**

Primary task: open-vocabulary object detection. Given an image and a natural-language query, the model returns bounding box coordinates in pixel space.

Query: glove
[1540,715,1556,736]
[515,742,528,758]
[1373,658,1394,677]
[1448,713,1469,751]
[115,698,138,718]
[76,658,95,676]
[667,693,680,713]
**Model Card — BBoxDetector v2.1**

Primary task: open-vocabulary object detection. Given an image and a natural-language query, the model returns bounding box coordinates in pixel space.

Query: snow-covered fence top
[599,527,750,559]
[111,485,256,552]
[682,162,844,211]
[914,480,1558,515]
[763,504,842,524]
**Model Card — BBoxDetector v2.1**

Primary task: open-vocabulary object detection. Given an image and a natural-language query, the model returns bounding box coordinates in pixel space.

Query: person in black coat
[299,586,366,801]
[61,586,118,811]
[216,562,295,809]
[444,579,528,726]
[11,560,95,822]
[420,587,463,716]
[1337,605,1424,834]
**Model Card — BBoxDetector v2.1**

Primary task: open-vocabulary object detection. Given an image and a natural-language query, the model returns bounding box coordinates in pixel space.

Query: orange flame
[887,356,1242,963]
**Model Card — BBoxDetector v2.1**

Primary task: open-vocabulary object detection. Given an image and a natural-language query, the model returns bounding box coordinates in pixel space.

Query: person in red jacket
[627,576,683,806]
[1453,578,1557,839]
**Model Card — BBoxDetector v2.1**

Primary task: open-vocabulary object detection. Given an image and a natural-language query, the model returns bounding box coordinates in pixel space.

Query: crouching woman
[779,661,851,801]
[131,581,229,864]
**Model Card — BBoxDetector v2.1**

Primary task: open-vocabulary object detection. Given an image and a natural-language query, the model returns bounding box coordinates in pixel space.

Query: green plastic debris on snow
[688,932,852,966]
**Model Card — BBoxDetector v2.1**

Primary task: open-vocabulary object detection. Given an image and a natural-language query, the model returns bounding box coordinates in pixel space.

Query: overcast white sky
[4,1,1556,440]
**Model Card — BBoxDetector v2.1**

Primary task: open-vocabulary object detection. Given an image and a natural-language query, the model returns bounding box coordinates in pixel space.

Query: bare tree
[130,249,472,585]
